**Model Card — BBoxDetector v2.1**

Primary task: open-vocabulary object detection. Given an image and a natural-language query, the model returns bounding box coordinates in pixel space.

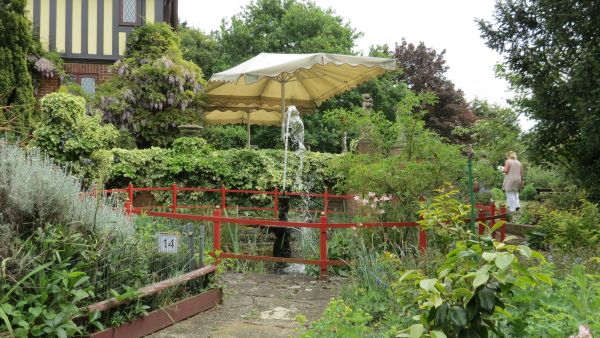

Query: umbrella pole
[247,112,251,149]
[281,81,289,192]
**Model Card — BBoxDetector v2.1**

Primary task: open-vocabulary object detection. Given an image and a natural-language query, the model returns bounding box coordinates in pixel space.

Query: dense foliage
[392,40,476,142]
[102,137,343,206]
[479,0,600,199]
[0,0,35,133]
[0,143,213,336]
[215,0,359,70]
[31,92,118,178]
[301,189,598,337]
[96,23,206,148]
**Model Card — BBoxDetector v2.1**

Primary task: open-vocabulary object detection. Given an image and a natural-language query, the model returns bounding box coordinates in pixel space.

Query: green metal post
[467,147,476,233]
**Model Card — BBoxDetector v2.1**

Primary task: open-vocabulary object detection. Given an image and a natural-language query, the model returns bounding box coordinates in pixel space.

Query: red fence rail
[107,184,507,280]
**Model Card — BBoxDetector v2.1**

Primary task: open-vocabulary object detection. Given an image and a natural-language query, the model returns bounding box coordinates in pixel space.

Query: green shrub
[508,265,600,336]
[298,299,373,338]
[521,183,537,200]
[490,187,505,204]
[201,125,247,149]
[525,165,571,190]
[530,201,600,249]
[31,92,119,180]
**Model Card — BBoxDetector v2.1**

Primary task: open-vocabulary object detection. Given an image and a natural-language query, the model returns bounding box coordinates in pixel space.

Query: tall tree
[0,0,35,134]
[392,40,476,141]
[215,0,360,69]
[96,23,206,148]
[179,22,224,79]
[479,0,600,198]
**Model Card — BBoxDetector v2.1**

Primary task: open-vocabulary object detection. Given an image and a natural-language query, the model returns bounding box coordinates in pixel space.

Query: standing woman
[502,151,524,212]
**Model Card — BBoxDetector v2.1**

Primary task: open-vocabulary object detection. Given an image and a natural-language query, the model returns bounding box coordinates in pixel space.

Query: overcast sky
[179,0,533,129]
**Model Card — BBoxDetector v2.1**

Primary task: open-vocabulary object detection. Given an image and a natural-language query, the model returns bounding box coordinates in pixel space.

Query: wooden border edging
[87,265,216,313]
[89,288,222,338]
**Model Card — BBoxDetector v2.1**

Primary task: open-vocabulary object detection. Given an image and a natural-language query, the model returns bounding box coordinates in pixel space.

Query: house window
[80,77,96,94]
[120,0,140,26]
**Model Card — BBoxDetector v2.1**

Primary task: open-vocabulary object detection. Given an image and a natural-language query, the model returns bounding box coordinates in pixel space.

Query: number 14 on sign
[158,233,179,254]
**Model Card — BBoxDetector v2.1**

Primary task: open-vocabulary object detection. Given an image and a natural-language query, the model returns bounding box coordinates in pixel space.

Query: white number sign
[157,233,179,254]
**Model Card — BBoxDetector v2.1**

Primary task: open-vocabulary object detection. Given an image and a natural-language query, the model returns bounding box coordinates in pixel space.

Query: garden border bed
[88,288,222,338]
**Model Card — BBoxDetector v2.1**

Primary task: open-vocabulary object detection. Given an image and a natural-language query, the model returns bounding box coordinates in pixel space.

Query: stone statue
[362,93,373,114]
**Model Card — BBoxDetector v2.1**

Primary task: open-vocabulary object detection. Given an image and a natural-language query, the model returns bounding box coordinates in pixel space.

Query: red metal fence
[106,184,507,280]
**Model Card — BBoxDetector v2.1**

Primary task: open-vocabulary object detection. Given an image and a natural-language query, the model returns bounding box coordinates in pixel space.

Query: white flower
[378,209,385,214]
[368,192,376,198]
[381,195,391,202]
[361,199,368,206]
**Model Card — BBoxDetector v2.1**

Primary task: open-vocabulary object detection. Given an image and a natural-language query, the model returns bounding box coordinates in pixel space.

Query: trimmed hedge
[102,138,344,206]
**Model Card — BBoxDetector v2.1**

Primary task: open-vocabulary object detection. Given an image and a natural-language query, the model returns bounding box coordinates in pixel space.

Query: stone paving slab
[148,272,343,338]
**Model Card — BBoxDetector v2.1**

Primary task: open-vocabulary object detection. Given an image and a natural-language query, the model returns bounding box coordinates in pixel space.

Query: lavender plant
[0,142,133,236]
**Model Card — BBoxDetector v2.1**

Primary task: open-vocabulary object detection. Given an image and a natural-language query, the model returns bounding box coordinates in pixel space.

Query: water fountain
[272,106,306,270]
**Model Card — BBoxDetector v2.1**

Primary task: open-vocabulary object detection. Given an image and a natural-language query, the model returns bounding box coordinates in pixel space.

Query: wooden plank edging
[86,265,216,313]
[89,288,222,338]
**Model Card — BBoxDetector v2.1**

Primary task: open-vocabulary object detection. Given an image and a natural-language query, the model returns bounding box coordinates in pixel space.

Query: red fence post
[323,189,329,215]
[220,185,226,210]
[490,202,496,239]
[478,209,485,236]
[500,206,507,241]
[213,207,221,265]
[273,187,279,219]
[418,215,427,254]
[171,183,177,214]
[319,212,328,281]
[127,183,134,206]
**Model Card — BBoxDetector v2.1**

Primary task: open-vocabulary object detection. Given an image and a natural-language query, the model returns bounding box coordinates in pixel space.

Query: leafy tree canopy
[0,0,35,134]
[215,0,361,69]
[179,22,224,79]
[479,0,600,199]
[392,40,477,142]
[96,23,206,148]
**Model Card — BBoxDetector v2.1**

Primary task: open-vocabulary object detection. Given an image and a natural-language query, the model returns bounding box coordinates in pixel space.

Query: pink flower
[353,195,360,201]
[381,195,391,202]
[570,325,593,338]
[370,203,377,209]
[361,199,368,206]
[372,197,379,203]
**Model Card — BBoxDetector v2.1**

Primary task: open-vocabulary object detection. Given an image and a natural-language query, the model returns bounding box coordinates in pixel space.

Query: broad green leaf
[435,302,450,326]
[473,273,489,288]
[433,294,443,307]
[495,253,514,270]
[533,272,553,285]
[449,306,467,327]
[419,278,438,293]
[481,252,496,262]
[517,245,532,259]
[430,331,447,338]
[409,323,424,338]
[0,305,14,337]
[28,306,42,317]
[477,288,496,313]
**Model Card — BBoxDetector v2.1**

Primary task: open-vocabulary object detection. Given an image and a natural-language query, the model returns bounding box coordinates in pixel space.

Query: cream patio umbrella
[205,52,397,147]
